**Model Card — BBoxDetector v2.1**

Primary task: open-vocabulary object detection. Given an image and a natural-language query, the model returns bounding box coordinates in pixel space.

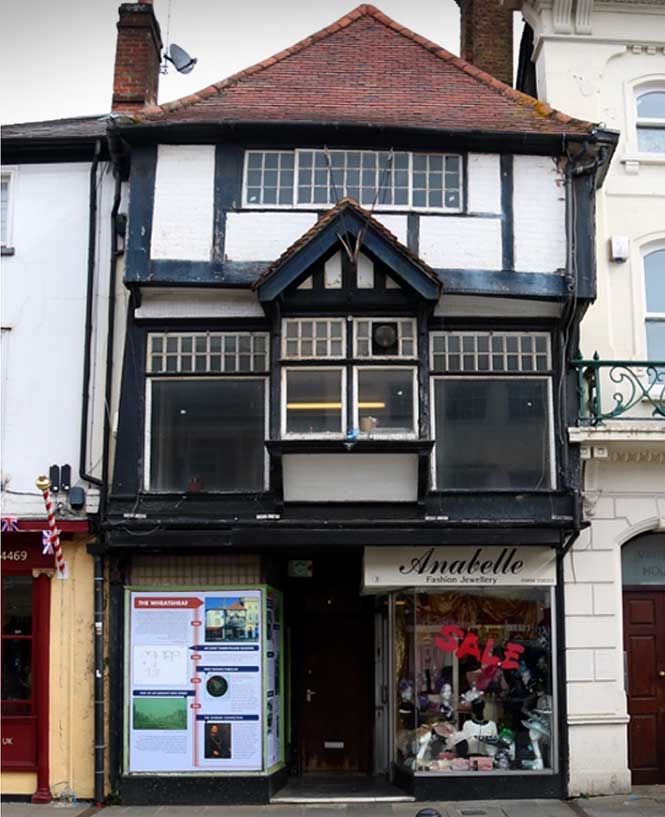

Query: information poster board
[127,589,263,772]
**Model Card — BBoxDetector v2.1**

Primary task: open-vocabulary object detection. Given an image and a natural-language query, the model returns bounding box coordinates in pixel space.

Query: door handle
[306,688,317,702]
[659,671,665,678]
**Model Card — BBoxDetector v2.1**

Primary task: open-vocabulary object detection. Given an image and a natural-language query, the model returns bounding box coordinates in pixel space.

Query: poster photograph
[127,589,264,773]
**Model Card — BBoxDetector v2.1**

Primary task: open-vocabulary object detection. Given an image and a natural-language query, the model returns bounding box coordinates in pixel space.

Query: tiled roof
[2,115,110,142]
[253,196,441,291]
[135,4,594,136]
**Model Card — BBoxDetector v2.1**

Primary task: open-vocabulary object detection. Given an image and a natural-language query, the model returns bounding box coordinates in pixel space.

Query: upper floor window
[1,169,16,254]
[145,332,269,493]
[644,248,665,359]
[281,317,418,438]
[243,150,462,211]
[636,90,665,153]
[430,332,554,491]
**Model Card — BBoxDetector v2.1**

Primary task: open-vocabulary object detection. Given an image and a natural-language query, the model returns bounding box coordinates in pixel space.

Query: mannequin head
[440,682,452,702]
[471,697,486,723]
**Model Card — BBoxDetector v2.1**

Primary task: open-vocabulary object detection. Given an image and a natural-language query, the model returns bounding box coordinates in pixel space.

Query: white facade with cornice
[511,0,665,797]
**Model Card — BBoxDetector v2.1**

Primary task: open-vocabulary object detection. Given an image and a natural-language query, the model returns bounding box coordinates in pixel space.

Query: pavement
[2,789,665,817]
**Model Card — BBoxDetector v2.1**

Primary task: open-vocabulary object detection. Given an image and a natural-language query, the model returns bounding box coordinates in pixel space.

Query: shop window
[644,248,665,359]
[147,378,267,493]
[243,149,462,211]
[431,332,554,490]
[354,367,417,435]
[283,367,345,435]
[636,89,665,153]
[394,588,555,775]
[1,576,33,717]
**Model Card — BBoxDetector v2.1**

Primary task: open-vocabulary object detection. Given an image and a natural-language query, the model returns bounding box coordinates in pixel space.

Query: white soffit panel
[135,288,264,318]
[151,145,215,261]
[225,212,318,261]
[467,153,502,214]
[283,454,418,502]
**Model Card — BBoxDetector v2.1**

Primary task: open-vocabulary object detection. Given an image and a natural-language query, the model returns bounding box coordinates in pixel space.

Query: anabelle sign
[363,546,556,588]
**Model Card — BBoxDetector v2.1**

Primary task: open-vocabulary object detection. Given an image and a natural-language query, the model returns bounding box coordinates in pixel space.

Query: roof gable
[254,198,441,302]
[135,5,594,137]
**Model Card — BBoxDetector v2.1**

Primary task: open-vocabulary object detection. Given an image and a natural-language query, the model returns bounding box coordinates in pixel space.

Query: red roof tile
[135,4,594,136]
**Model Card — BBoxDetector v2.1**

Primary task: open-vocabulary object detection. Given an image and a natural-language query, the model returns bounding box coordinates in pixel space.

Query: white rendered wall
[520,4,665,795]
[513,155,566,273]
[419,216,502,269]
[0,162,114,517]
[151,145,215,261]
[467,153,502,214]
[224,212,318,261]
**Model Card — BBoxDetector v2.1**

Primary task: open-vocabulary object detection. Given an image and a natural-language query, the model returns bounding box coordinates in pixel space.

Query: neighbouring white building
[511,0,665,796]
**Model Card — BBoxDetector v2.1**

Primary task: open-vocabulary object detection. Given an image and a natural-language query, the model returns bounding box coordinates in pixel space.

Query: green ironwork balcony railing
[572,354,665,424]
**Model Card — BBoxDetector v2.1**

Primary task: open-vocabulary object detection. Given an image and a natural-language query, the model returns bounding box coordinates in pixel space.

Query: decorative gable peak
[253,197,441,303]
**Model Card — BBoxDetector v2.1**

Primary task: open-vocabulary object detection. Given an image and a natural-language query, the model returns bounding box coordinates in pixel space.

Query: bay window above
[243,149,463,211]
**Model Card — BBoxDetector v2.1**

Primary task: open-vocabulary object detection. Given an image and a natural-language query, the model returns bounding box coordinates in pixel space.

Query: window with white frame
[244,149,462,211]
[644,248,665,359]
[145,332,269,493]
[1,169,16,251]
[636,89,665,153]
[430,332,555,490]
[281,317,418,437]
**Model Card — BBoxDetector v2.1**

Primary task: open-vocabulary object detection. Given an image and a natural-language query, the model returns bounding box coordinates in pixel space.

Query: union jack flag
[42,529,60,555]
[1,517,19,532]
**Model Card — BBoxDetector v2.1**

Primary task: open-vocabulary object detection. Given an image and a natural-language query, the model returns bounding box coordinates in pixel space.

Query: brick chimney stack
[112,0,163,113]
[455,0,514,87]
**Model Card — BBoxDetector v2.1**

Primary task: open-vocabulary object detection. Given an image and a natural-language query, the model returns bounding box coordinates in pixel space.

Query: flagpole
[35,475,67,579]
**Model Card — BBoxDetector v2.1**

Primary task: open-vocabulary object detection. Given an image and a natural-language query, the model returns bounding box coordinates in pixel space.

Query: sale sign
[434,624,525,669]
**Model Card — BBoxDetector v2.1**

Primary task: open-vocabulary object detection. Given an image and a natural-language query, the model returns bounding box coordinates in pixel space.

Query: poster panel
[128,589,263,772]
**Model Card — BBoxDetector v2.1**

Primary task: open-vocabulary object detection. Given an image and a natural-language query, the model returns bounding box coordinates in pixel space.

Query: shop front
[364,544,564,800]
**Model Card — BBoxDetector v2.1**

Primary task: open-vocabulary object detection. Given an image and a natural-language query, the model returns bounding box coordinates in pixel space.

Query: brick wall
[456,0,513,87]
[112,1,162,112]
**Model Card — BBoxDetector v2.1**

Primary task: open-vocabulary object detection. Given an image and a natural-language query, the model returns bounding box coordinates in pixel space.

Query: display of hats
[521,714,551,737]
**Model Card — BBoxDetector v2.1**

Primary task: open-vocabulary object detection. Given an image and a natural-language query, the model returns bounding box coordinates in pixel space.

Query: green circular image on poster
[206,675,229,697]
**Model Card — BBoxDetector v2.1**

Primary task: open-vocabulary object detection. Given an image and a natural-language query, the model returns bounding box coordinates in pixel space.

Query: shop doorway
[622,533,665,785]
[290,557,374,774]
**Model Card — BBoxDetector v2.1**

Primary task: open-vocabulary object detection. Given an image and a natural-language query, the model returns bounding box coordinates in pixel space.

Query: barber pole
[35,475,67,578]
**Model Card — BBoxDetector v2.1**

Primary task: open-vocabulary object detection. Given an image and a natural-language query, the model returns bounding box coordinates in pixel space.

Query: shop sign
[1,539,55,573]
[363,545,556,588]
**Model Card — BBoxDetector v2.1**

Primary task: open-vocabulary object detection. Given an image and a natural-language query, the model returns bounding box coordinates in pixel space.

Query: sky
[0,0,471,126]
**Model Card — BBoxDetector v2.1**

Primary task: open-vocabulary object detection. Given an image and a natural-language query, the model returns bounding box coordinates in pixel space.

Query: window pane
[1,639,32,701]
[150,380,265,492]
[434,379,552,489]
[357,369,414,433]
[637,91,665,118]
[646,320,665,359]
[637,127,665,153]
[286,369,342,434]
[645,249,665,313]
[2,577,32,636]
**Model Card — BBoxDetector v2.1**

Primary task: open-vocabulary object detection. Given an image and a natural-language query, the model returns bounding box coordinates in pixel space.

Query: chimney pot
[111,2,163,113]
[456,0,514,87]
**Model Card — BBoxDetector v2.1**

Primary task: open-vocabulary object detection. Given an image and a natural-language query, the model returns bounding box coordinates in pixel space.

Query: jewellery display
[395,587,554,774]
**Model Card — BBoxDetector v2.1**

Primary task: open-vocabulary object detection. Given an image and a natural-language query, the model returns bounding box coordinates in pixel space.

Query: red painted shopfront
[1,531,61,802]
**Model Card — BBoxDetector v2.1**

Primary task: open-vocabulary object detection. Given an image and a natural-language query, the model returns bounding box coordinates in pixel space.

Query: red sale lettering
[502,642,525,670]
[435,624,523,668]
[434,624,464,652]
[456,632,482,662]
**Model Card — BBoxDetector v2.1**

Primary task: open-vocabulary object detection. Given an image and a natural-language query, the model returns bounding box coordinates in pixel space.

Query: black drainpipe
[93,129,124,808]
[80,139,104,487]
